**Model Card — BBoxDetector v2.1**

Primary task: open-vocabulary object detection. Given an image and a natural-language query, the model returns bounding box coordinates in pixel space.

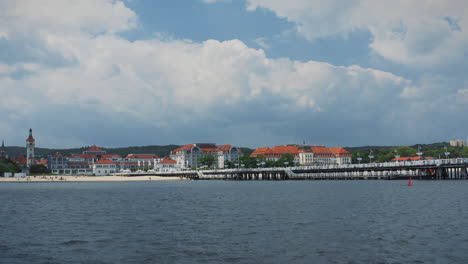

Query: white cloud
[253,37,271,49]
[245,0,468,67]
[2,0,464,147]
[2,33,413,121]
[200,0,231,3]
[0,0,137,38]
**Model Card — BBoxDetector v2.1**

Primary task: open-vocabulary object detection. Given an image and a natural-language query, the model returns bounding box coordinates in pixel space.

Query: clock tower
[26,128,35,167]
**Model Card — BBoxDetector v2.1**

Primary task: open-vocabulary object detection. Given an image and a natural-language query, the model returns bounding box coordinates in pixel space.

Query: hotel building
[170,143,242,169]
[250,145,351,165]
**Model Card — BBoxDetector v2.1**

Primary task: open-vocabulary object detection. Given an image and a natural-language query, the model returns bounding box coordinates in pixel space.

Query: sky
[0,0,467,149]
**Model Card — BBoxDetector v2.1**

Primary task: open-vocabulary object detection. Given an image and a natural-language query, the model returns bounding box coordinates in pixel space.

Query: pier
[113,158,468,180]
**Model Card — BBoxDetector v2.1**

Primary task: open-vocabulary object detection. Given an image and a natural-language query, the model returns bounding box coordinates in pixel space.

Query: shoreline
[0,175,184,183]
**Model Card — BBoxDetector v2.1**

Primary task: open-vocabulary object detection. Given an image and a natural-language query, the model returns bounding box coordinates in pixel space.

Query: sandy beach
[0,175,183,182]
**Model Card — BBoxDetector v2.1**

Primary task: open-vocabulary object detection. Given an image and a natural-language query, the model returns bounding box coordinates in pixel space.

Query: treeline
[349,145,468,163]
[0,157,21,174]
[3,145,182,159]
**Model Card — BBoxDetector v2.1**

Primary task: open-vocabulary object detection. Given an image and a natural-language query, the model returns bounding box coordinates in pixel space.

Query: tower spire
[0,139,5,158]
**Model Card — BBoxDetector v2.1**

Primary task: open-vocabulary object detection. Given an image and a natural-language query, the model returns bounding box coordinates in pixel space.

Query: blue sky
[0,0,467,149]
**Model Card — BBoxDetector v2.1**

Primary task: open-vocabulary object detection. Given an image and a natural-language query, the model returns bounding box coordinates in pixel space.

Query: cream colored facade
[450,140,466,147]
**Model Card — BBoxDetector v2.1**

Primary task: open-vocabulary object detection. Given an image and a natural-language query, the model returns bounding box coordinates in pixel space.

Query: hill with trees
[347,142,468,163]
[3,142,468,166]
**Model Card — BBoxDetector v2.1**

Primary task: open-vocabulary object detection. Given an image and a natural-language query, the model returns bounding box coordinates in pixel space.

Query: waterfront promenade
[116,158,468,180]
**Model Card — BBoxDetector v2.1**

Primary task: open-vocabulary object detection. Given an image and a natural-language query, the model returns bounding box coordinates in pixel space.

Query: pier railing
[114,158,468,180]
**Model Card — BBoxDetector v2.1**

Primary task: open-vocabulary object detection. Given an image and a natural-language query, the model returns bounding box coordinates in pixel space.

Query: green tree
[396,146,417,157]
[29,164,49,174]
[224,160,234,169]
[199,154,215,168]
[278,153,295,167]
[458,147,468,158]
[255,155,266,164]
[239,156,258,168]
[0,157,21,175]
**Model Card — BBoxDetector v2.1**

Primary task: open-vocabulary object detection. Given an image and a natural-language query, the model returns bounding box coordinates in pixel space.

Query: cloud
[0,0,137,37]
[1,0,465,148]
[200,0,231,3]
[244,0,468,67]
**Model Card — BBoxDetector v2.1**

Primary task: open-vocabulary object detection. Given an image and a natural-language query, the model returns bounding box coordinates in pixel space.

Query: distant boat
[407,177,413,186]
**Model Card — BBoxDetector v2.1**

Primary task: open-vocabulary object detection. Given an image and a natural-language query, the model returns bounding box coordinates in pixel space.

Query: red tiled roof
[310,146,333,156]
[216,145,232,152]
[171,144,196,155]
[329,147,351,157]
[251,146,301,157]
[26,135,35,143]
[271,145,300,155]
[88,145,104,152]
[94,159,116,165]
[200,148,218,152]
[102,154,121,159]
[159,157,177,164]
[125,154,159,159]
[329,147,350,154]
[13,155,27,165]
[35,160,48,166]
[251,147,272,156]
[54,152,63,157]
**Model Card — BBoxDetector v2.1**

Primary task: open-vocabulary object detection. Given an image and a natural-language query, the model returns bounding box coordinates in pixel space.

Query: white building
[156,157,179,172]
[125,154,162,169]
[170,143,242,169]
[329,147,352,165]
[251,145,351,165]
[92,159,117,176]
[450,140,466,147]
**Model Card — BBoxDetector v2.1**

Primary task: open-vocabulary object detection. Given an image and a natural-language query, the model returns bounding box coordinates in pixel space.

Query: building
[48,152,68,170]
[48,145,160,175]
[48,145,111,175]
[251,145,351,165]
[156,157,179,172]
[26,128,35,167]
[329,147,352,165]
[83,145,106,155]
[92,159,117,176]
[12,155,27,167]
[170,143,241,169]
[125,154,161,169]
[450,140,466,147]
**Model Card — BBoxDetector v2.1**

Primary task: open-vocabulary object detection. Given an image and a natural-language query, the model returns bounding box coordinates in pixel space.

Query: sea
[0,180,467,264]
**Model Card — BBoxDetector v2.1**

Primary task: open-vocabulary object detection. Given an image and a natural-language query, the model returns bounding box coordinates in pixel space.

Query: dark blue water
[1,181,467,264]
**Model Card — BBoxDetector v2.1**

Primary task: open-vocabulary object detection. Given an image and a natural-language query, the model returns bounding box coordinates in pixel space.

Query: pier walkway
[113,158,468,180]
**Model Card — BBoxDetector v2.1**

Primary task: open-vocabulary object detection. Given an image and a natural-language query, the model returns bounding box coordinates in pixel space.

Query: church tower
[0,139,6,158]
[26,128,35,167]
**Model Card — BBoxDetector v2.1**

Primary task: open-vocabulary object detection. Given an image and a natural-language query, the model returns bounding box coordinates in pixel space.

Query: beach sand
[0,175,183,182]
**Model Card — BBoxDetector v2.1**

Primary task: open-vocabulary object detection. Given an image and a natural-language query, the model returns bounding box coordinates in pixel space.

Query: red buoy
[407,177,413,186]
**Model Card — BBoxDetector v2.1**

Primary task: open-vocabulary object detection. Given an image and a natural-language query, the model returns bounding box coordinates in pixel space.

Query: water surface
[1,180,467,263]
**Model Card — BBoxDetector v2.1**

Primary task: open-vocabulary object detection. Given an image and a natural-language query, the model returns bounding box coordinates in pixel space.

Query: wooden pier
[114,158,468,180]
